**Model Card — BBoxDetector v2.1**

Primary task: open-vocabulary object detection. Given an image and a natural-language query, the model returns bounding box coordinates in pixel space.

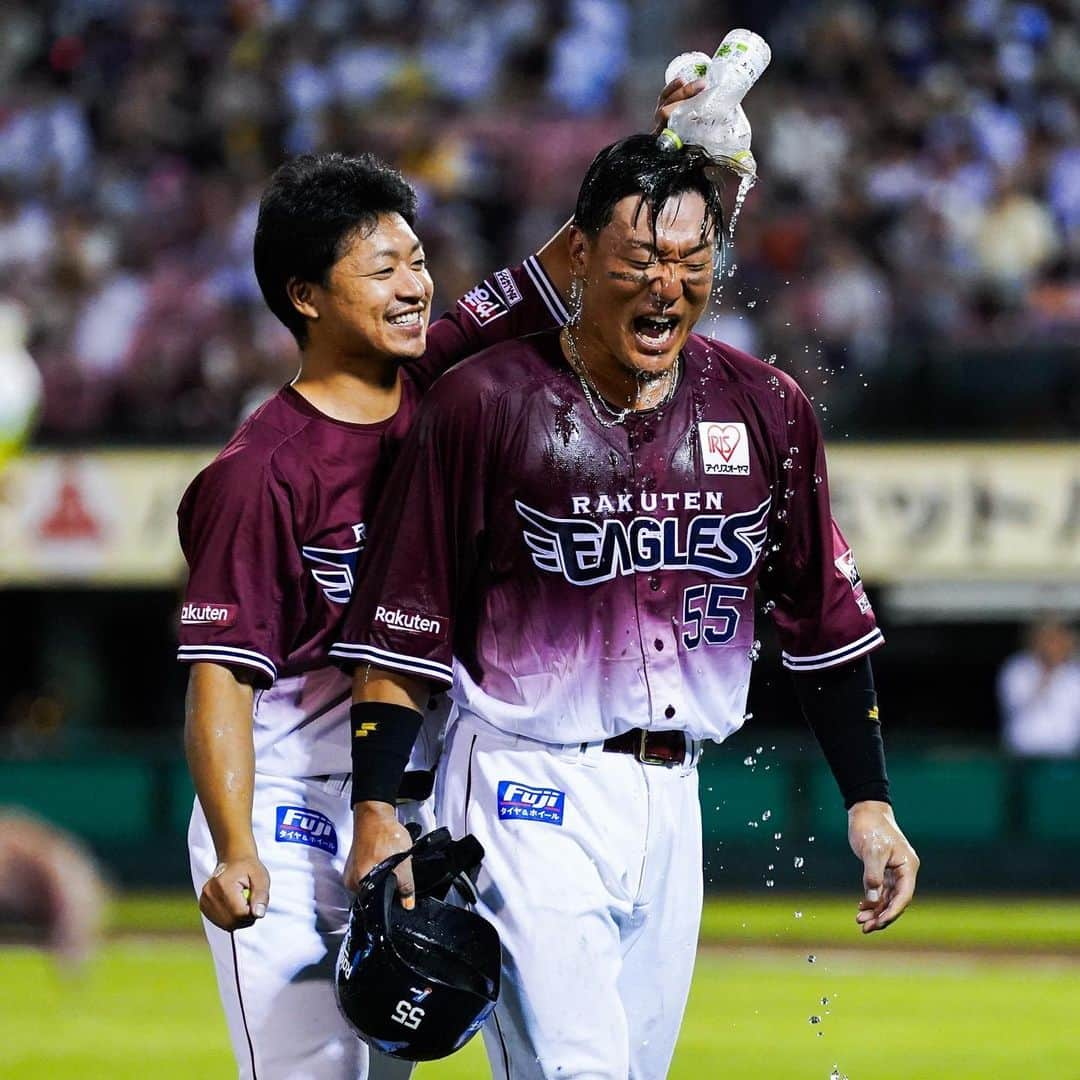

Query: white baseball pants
[436,717,703,1080]
[189,773,428,1080]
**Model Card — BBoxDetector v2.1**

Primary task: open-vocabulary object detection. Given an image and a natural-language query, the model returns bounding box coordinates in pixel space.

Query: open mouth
[387,309,424,329]
[632,314,679,352]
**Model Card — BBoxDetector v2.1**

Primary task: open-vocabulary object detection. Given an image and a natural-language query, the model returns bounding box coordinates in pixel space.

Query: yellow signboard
[0,449,212,586]
[828,443,1080,581]
[0,444,1077,585]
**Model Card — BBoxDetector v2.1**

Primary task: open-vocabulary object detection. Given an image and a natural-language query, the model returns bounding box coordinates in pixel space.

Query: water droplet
[762,600,776,614]
[782,457,793,470]
[743,755,757,766]
[807,954,816,963]
[808,835,816,843]
[773,832,782,840]
[820,996,830,1006]
[794,910,803,918]
[746,300,757,308]
[794,856,805,868]
[809,1015,821,1025]
[761,809,771,821]
[765,879,775,887]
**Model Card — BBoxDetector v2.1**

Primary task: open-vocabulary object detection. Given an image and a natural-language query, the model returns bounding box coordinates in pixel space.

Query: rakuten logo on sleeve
[374,605,445,637]
[181,602,238,627]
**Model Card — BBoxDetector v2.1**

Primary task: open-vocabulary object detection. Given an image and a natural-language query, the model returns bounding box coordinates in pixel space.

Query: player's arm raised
[343,666,430,906]
[185,661,270,930]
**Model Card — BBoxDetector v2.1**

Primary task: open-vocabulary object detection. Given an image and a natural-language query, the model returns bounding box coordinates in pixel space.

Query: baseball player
[178,152,573,1080]
[178,75,703,1080]
[335,135,919,1079]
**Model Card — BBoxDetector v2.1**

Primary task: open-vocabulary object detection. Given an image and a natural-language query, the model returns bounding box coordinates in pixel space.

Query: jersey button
[654,638,664,651]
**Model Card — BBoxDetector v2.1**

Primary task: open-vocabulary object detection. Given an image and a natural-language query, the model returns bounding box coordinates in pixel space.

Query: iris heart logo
[706,424,742,462]
[700,421,751,476]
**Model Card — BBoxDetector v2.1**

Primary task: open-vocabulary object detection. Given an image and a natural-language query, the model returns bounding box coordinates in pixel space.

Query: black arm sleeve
[791,655,890,810]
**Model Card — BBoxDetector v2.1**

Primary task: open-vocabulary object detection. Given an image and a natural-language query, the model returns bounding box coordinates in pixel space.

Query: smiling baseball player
[178,152,570,1080]
[334,134,919,1078]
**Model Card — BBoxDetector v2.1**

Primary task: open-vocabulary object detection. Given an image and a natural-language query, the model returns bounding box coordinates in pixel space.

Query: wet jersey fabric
[176,257,567,778]
[334,329,881,747]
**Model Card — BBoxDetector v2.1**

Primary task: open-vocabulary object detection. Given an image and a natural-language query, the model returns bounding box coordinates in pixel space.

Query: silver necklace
[562,326,680,429]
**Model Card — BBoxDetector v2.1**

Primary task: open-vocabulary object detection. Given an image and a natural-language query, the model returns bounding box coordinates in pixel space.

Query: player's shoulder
[423,329,565,411]
[684,333,808,400]
[185,389,310,500]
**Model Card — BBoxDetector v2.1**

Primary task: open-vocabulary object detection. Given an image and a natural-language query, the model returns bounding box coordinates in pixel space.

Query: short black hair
[573,133,723,245]
[253,152,418,346]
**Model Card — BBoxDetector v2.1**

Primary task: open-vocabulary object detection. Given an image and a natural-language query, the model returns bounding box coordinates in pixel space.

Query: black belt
[602,728,687,766]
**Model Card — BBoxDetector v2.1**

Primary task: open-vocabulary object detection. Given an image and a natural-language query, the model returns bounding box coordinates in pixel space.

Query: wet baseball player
[335,134,919,1078]
[178,152,573,1080]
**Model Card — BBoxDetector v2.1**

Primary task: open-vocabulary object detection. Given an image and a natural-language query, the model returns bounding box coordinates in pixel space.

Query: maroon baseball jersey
[177,257,567,777]
[333,330,881,745]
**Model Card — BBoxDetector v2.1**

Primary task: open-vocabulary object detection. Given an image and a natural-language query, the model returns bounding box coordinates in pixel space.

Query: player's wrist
[216,842,259,863]
[351,800,398,825]
[350,702,423,806]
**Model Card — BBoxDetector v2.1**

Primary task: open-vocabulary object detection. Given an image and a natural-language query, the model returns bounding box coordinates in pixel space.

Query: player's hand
[847,801,919,934]
[345,801,416,909]
[653,75,708,134]
[200,854,270,931]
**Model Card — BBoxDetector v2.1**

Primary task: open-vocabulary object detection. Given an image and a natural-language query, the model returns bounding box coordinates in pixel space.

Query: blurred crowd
[0,0,1077,443]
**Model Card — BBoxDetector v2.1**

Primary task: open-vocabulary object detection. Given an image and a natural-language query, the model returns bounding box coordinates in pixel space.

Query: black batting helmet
[335,828,501,1061]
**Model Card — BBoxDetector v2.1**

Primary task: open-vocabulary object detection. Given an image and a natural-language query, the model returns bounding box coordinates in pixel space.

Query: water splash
[726,174,756,277]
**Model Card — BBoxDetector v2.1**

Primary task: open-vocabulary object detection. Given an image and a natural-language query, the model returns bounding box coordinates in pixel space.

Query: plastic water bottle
[658,29,771,176]
[664,51,711,86]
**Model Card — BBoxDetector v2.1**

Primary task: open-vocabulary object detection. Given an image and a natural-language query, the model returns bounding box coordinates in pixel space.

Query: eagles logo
[302,544,363,604]
[515,497,771,586]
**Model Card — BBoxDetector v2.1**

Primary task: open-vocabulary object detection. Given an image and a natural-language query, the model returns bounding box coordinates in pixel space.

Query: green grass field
[3,895,1079,1079]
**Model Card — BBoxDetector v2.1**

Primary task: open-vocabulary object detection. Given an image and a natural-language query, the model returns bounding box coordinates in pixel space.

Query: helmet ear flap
[335,829,501,1062]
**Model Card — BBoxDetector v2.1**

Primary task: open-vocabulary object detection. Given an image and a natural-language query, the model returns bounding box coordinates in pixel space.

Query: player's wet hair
[254,152,418,346]
[573,133,723,245]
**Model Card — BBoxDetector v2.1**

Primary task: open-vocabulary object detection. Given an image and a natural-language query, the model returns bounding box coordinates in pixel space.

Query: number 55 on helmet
[334,828,501,1061]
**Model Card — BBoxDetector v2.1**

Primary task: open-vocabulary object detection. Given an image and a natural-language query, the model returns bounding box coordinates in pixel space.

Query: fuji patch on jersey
[496,781,565,825]
[699,421,751,476]
[275,806,338,854]
[459,282,508,327]
[181,602,238,627]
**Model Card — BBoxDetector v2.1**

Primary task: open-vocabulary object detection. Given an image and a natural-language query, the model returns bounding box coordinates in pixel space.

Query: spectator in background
[997,617,1080,757]
[1,0,1077,443]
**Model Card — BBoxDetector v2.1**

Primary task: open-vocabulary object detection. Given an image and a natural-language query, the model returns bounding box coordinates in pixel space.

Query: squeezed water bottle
[658,29,771,176]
